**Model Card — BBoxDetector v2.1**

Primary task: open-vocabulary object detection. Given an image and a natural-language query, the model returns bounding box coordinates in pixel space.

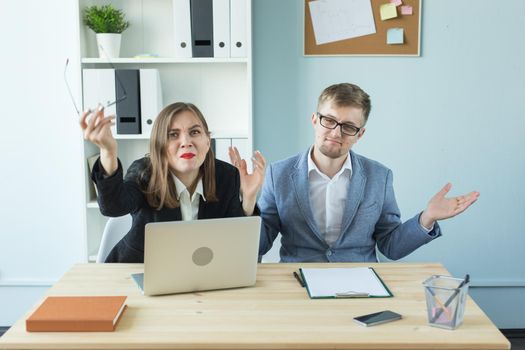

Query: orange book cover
[26,296,127,332]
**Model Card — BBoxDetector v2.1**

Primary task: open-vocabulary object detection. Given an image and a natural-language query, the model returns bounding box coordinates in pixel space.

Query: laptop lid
[141,216,261,296]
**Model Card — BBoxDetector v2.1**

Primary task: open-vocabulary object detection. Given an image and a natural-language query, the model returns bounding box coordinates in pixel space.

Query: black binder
[210,138,216,156]
[115,70,141,134]
[190,0,214,57]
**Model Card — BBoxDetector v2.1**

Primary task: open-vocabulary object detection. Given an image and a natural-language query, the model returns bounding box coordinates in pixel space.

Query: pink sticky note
[401,5,413,15]
[389,0,402,6]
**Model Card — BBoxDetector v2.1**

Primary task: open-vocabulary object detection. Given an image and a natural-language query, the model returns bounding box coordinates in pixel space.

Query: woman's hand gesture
[229,147,267,215]
[79,105,118,175]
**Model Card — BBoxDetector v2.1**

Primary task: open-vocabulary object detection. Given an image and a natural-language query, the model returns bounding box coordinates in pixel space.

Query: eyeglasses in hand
[64,44,127,116]
[317,113,361,136]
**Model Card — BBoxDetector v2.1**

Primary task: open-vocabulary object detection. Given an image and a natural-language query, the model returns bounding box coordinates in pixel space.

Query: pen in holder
[423,274,470,330]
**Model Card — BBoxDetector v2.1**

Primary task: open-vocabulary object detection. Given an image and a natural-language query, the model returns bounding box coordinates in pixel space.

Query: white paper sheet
[308,0,376,45]
[301,267,391,298]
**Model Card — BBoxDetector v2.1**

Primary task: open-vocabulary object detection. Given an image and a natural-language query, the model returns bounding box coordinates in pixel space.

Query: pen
[293,271,305,287]
[426,286,452,320]
[430,274,469,323]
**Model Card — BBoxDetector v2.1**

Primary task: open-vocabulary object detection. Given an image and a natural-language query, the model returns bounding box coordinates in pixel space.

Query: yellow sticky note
[380,3,398,21]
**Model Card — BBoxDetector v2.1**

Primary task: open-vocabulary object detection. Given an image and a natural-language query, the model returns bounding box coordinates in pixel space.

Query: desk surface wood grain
[0,263,510,350]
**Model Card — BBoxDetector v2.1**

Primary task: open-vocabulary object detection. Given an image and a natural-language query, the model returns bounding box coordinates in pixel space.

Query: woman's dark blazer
[91,157,246,263]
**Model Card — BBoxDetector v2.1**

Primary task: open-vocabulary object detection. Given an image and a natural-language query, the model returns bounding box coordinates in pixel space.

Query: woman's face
[166,110,210,182]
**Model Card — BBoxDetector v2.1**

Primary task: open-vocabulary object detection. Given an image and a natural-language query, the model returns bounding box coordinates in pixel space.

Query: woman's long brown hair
[145,102,217,209]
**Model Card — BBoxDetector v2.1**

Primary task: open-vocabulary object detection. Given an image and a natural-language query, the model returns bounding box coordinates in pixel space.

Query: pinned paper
[389,0,402,6]
[309,0,376,45]
[387,28,404,44]
[401,5,413,15]
[380,3,398,20]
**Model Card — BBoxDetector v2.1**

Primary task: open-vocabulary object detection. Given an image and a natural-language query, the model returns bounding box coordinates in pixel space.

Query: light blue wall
[253,0,525,328]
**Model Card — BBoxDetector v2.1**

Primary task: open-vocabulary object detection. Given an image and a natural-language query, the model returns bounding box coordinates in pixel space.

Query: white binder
[139,69,163,137]
[230,0,247,57]
[231,138,251,171]
[173,0,193,58]
[82,69,117,135]
[212,0,230,58]
[213,138,232,163]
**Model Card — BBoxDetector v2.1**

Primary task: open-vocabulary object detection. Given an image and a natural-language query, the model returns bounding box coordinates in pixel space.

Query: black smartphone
[353,310,402,327]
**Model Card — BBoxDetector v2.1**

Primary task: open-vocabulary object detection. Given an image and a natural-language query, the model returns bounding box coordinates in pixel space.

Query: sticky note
[401,5,413,15]
[380,3,398,20]
[387,28,404,44]
[389,0,402,6]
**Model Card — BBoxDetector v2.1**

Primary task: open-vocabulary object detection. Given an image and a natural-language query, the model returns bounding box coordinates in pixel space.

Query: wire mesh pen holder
[423,275,470,330]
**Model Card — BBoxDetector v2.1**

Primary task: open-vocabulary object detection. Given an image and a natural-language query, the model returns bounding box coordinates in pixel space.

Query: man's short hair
[317,83,372,124]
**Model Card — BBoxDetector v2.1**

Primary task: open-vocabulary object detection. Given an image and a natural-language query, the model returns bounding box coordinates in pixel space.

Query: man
[257,83,479,262]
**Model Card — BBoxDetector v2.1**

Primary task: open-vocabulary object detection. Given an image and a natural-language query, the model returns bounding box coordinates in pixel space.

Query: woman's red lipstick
[180,153,196,159]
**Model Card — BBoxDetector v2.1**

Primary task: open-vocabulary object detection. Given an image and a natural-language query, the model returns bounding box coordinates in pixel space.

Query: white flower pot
[96,33,121,58]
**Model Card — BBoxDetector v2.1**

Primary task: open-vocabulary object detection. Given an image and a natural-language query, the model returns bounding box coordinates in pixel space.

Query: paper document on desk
[300,267,392,299]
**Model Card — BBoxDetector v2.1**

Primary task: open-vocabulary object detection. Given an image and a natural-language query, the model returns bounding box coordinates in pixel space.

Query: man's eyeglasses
[317,113,361,136]
[64,44,127,116]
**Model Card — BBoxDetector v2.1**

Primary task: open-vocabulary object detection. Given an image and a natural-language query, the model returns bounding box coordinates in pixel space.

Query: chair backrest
[96,214,132,263]
[261,234,281,263]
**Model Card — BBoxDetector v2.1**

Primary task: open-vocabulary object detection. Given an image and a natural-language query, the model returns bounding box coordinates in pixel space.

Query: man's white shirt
[308,147,352,246]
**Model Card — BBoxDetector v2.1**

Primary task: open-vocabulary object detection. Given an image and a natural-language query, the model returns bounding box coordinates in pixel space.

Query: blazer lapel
[340,151,366,235]
[197,198,207,219]
[291,149,324,243]
[157,206,182,221]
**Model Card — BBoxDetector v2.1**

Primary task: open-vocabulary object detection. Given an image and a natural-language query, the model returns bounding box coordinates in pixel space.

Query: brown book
[26,296,127,332]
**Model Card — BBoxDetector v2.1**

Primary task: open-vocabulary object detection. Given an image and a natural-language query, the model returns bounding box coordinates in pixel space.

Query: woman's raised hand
[79,105,118,175]
[229,147,267,215]
[80,105,116,152]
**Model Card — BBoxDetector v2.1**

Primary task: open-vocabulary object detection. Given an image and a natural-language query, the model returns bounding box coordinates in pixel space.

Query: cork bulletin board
[304,0,421,56]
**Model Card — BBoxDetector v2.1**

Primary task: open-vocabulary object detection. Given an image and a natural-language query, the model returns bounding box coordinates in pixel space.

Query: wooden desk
[0,263,510,350]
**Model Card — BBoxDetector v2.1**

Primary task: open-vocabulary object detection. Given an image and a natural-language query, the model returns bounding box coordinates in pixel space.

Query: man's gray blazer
[258,149,441,262]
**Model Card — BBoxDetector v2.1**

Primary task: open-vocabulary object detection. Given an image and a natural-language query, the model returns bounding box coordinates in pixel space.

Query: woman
[80,102,266,263]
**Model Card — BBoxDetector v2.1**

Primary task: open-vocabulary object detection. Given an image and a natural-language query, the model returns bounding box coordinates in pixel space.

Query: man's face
[312,101,366,160]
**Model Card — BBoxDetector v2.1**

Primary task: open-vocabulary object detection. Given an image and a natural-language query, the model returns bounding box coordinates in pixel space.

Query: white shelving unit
[82,58,248,63]
[78,0,253,261]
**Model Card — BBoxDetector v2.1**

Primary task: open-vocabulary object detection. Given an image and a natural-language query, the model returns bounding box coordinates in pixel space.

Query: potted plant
[83,4,130,58]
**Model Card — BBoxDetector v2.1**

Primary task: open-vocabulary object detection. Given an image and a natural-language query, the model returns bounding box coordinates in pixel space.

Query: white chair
[96,214,132,263]
[261,235,282,263]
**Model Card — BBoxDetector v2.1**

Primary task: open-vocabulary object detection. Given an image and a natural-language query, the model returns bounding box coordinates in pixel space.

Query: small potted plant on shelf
[83,4,130,58]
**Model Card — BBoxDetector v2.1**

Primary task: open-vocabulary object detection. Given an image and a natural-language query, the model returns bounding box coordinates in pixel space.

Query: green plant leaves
[83,5,130,34]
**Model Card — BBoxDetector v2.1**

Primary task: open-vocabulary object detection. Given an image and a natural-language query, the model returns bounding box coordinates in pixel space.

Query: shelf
[82,57,248,64]
[115,134,150,140]
[211,132,249,139]
[79,0,253,264]
[113,133,249,140]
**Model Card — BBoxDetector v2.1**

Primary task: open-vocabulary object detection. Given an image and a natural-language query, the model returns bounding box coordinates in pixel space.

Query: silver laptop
[131,216,261,296]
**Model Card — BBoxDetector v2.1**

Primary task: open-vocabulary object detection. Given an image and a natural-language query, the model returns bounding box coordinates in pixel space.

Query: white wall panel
[0,0,85,325]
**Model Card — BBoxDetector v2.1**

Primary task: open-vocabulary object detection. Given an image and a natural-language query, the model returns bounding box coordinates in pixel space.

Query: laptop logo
[192,247,214,266]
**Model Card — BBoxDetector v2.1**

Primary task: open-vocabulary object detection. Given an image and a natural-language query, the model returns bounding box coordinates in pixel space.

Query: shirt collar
[307,146,352,180]
[172,174,206,202]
